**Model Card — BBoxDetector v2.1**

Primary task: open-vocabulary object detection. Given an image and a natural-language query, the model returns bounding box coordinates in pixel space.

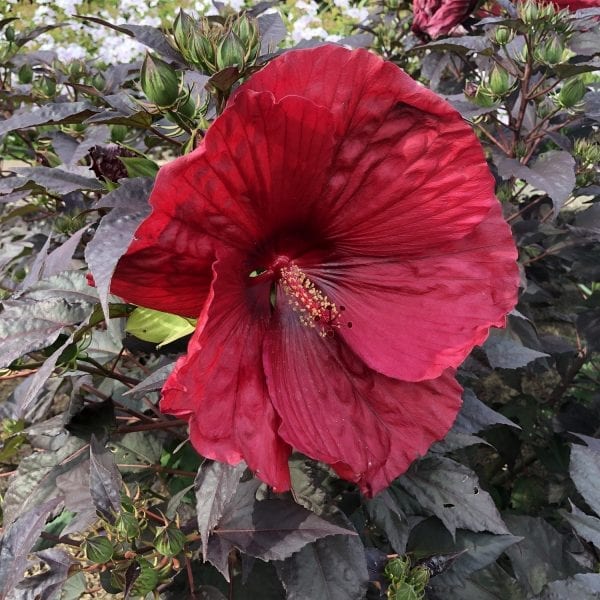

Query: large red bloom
[111,45,518,497]
[412,0,600,39]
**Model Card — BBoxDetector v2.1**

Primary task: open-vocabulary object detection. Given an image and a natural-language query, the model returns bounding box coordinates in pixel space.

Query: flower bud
[83,535,115,564]
[18,63,33,84]
[154,524,187,557]
[110,124,128,143]
[557,77,586,109]
[472,84,497,107]
[68,59,85,79]
[38,76,56,98]
[191,32,218,73]
[5,25,15,42]
[216,30,246,71]
[488,65,514,96]
[494,26,514,46]
[141,54,181,108]
[410,566,430,592]
[385,556,411,583]
[518,0,539,24]
[536,36,564,65]
[92,72,105,91]
[173,9,196,59]
[232,15,260,65]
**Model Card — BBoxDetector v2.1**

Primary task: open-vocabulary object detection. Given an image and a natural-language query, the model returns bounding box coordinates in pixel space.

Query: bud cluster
[173,10,261,77]
[80,486,191,596]
[384,555,430,599]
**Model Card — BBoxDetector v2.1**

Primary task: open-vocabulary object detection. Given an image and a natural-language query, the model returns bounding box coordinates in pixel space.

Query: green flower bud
[536,36,564,65]
[173,9,196,58]
[177,91,197,120]
[110,124,128,143]
[141,53,181,108]
[385,556,411,584]
[38,76,56,98]
[472,84,497,107]
[154,524,187,557]
[18,63,33,84]
[557,77,586,109]
[83,535,114,564]
[488,65,514,96]
[409,566,431,593]
[191,33,218,73]
[518,0,539,25]
[68,59,85,79]
[232,15,261,64]
[91,72,105,91]
[5,25,15,42]
[494,26,514,46]
[216,30,246,71]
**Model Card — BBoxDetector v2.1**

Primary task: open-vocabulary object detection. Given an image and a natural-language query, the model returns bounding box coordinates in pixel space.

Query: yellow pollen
[279,264,340,337]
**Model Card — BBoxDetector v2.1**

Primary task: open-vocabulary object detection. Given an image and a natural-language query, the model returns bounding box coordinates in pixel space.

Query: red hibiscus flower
[110,44,518,497]
[412,0,599,39]
[412,0,477,39]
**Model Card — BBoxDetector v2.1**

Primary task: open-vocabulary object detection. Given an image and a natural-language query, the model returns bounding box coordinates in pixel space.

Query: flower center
[279,264,343,337]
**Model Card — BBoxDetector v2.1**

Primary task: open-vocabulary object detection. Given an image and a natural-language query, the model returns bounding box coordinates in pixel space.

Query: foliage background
[0,0,600,598]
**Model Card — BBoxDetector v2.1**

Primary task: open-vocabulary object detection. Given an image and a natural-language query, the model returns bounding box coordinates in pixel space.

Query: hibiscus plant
[0,1,599,599]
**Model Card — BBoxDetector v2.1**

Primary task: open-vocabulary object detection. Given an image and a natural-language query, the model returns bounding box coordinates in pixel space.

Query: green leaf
[126,307,196,347]
[120,156,160,179]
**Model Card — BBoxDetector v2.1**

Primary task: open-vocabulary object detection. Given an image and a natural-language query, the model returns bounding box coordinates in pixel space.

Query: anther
[280,264,343,337]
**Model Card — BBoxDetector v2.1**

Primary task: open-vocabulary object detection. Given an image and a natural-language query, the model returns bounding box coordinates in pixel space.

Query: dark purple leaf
[0,299,88,368]
[12,548,75,600]
[9,166,102,194]
[0,497,61,599]
[84,177,153,321]
[277,516,368,600]
[2,438,87,526]
[366,490,410,553]
[536,574,600,599]
[195,461,247,558]
[257,12,287,53]
[504,515,581,596]
[454,389,519,434]
[418,36,492,54]
[124,361,175,397]
[0,102,96,137]
[196,587,227,600]
[77,16,185,65]
[398,457,509,536]
[584,91,600,122]
[19,228,88,291]
[483,333,549,370]
[496,151,576,215]
[206,481,356,577]
[561,501,600,547]
[570,444,600,516]
[89,435,123,523]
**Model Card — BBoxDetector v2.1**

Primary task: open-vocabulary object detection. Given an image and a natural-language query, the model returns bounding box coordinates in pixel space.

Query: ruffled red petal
[160,252,292,492]
[304,202,518,382]
[263,295,462,496]
[240,45,502,256]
